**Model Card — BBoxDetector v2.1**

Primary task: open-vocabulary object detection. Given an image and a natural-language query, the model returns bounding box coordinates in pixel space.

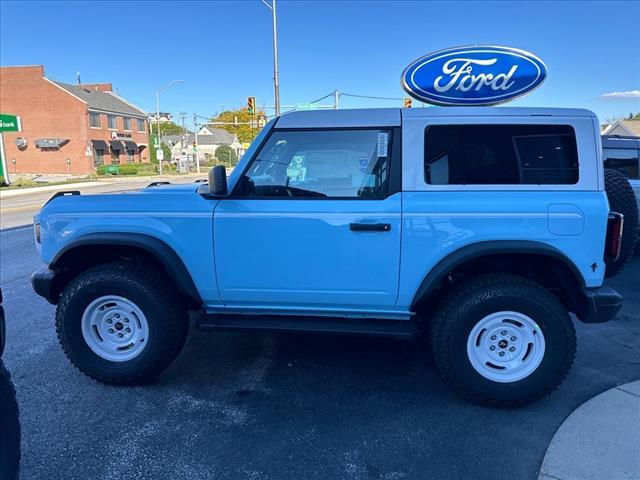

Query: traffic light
[404,97,412,108]
[247,96,256,115]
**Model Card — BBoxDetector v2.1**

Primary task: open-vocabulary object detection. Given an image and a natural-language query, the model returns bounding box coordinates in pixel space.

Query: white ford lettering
[433,58,518,93]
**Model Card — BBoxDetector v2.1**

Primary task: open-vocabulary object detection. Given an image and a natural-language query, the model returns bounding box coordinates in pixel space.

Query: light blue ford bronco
[31,107,636,407]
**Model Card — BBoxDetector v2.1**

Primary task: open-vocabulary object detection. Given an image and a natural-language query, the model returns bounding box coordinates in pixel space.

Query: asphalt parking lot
[1,225,639,480]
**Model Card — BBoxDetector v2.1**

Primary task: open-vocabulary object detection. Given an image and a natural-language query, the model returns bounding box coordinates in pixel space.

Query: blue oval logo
[401,46,547,106]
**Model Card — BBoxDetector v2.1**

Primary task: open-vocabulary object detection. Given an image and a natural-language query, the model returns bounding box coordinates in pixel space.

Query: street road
[1,225,639,480]
[0,175,207,230]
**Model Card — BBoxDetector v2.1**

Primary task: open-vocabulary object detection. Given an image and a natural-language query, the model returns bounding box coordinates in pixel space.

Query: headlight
[34,222,41,244]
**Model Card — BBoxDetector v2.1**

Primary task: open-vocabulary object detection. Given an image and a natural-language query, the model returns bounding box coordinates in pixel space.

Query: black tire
[0,360,20,480]
[430,274,576,408]
[56,261,189,385]
[604,168,638,278]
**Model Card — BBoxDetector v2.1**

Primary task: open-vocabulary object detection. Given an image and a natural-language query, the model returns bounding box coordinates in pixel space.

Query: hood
[136,182,206,195]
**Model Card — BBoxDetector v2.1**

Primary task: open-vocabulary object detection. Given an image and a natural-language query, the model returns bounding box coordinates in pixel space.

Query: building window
[89,112,101,128]
[93,148,104,166]
[111,151,120,164]
[107,115,117,129]
[137,119,145,132]
[123,117,131,131]
[424,124,579,185]
[126,150,135,163]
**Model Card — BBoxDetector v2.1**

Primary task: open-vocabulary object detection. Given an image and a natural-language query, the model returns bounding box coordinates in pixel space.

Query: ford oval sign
[401,46,547,106]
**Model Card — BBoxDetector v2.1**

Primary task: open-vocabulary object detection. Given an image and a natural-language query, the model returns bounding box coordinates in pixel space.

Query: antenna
[77,71,81,84]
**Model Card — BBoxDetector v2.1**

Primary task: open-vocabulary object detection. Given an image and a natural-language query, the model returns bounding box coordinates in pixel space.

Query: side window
[603,149,639,180]
[424,124,579,185]
[237,129,394,198]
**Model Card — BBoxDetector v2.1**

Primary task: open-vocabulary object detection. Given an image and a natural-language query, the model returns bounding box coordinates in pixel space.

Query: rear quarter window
[424,124,579,185]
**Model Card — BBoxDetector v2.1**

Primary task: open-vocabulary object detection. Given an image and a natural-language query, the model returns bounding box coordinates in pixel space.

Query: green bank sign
[0,113,22,132]
[0,113,23,184]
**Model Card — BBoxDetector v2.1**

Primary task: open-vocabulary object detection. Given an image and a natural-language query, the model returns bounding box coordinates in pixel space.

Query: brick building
[0,65,149,175]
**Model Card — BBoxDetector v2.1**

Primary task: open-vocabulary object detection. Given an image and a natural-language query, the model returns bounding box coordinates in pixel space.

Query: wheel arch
[50,232,202,308]
[410,241,587,316]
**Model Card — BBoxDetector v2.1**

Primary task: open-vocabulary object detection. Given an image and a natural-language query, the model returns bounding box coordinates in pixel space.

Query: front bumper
[580,286,623,323]
[31,266,58,305]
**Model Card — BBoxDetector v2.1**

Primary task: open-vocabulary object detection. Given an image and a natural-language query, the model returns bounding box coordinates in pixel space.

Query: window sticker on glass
[358,153,369,173]
[377,132,389,157]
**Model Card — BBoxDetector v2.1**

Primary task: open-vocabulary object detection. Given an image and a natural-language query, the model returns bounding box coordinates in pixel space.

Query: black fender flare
[51,232,202,306]
[409,240,586,310]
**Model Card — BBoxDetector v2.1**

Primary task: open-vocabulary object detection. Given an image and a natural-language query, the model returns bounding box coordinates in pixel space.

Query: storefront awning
[109,140,125,152]
[91,139,109,151]
[36,138,69,149]
[123,140,138,152]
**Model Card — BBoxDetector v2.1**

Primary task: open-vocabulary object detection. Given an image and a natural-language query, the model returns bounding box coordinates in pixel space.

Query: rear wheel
[430,274,576,408]
[56,261,189,385]
[604,168,638,277]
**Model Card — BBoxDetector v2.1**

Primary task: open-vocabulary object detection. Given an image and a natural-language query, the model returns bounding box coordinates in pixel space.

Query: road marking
[0,224,31,232]
[1,205,43,213]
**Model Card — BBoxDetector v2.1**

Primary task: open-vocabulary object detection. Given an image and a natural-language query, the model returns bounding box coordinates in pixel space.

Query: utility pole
[178,112,187,136]
[155,79,184,175]
[262,0,280,116]
[193,113,200,174]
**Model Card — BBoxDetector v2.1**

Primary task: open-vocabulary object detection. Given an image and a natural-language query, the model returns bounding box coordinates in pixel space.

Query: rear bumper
[580,286,623,324]
[31,266,57,305]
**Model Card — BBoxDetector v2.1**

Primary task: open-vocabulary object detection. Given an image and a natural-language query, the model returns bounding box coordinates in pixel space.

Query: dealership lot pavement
[1,226,639,480]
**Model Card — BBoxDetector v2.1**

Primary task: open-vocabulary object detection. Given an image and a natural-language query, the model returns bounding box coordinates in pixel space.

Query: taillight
[604,212,624,263]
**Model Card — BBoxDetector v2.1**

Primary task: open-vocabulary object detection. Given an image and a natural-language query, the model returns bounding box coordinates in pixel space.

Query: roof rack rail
[147,181,171,188]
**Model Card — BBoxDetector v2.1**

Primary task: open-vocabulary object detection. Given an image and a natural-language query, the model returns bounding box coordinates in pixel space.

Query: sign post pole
[0,113,23,186]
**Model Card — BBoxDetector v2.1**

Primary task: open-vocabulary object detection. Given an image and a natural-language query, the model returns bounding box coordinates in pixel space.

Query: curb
[538,380,640,480]
[0,181,109,198]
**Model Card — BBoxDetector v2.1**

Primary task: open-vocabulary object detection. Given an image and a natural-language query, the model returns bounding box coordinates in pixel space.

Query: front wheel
[430,274,576,408]
[56,261,189,385]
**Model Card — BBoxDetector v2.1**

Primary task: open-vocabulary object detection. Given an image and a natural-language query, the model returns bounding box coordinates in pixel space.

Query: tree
[625,112,640,120]
[148,121,191,136]
[148,134,172,164]
[208,108,267,143]
[215,145,238,166]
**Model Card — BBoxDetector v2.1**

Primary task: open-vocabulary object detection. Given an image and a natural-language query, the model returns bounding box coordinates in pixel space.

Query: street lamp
[155,79,184,174]
[262,0,280,116]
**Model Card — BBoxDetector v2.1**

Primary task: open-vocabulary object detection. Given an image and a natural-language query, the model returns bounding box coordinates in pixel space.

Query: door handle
[349,223,392,232]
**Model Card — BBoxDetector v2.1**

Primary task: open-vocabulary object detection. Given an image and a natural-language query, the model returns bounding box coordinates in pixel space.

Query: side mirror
[208,165,228,195]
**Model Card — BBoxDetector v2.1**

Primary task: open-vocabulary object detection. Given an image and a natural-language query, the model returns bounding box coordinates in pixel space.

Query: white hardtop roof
[275,107,597,128]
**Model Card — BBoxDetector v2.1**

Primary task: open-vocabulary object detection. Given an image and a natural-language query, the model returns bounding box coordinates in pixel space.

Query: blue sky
[1,0,638,127]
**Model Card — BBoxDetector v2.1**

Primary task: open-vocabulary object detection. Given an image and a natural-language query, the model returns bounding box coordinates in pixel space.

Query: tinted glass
[425,124,579,185]
[603,148,639,180]
[107,115,117,129]
[137,119,145,131]
[123,117,131,130]
[238,129,393,198]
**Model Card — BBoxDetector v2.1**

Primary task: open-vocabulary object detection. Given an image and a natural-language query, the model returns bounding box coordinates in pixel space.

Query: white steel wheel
[466,311,546,383]
[81,296,149,362]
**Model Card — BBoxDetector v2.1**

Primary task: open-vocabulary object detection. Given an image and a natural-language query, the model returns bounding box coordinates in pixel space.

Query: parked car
[31,107,637,407]
[0,289,20,480]
[602,135,640,244]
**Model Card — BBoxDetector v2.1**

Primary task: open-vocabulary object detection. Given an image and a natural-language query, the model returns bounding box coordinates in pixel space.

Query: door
[213,127,402,311]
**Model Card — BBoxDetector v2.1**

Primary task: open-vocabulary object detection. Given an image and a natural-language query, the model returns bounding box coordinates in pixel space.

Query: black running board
[196,314,418,338]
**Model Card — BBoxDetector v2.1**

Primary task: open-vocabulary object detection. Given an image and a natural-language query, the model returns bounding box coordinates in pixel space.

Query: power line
[309,91,335,104]
[340,92,404,101]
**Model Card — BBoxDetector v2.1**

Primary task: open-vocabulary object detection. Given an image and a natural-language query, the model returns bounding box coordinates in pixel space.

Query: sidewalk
[0,173,204,199]
[539,380,640,480]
